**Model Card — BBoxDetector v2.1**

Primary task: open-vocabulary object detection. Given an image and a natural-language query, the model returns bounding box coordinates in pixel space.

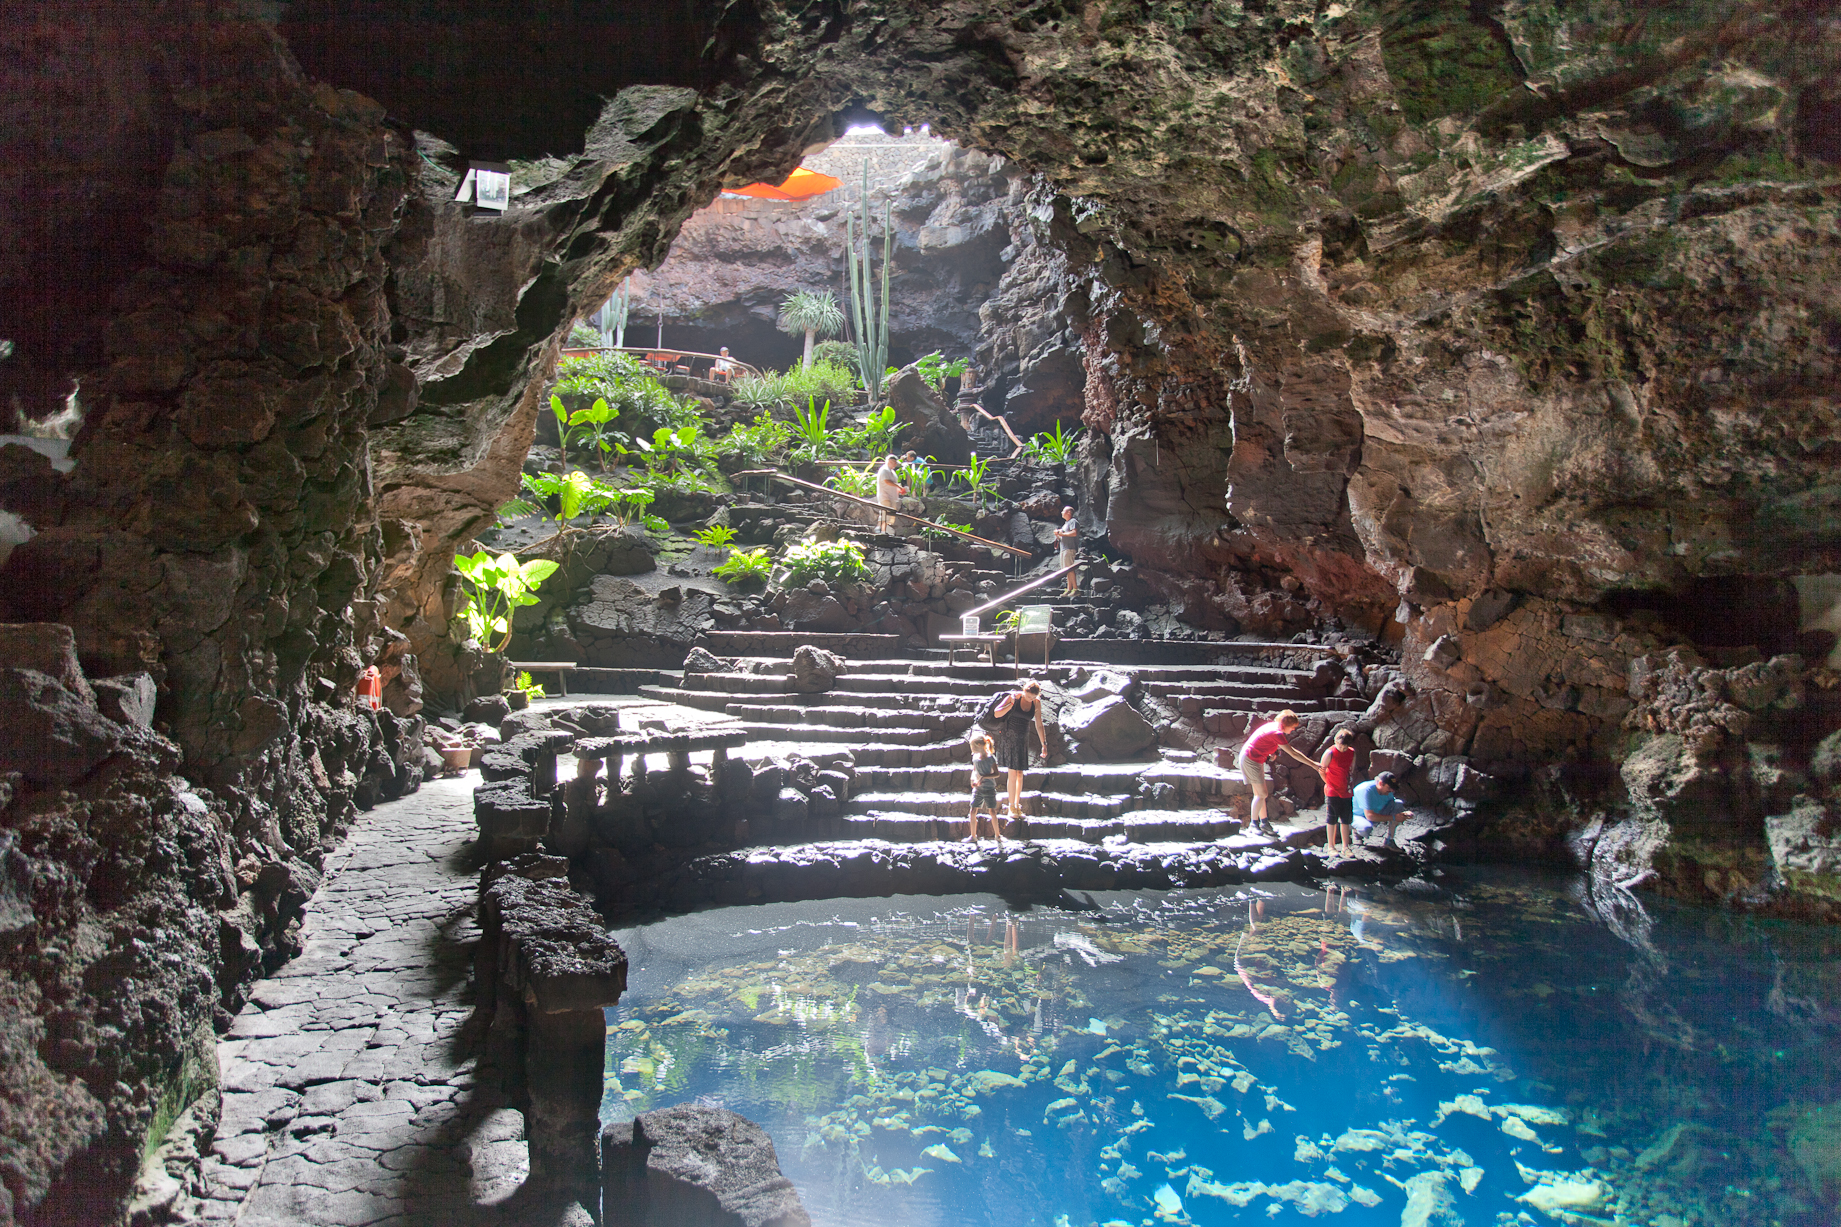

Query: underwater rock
[1517,1178,1604,1215]
[1398,1171,1461,1227]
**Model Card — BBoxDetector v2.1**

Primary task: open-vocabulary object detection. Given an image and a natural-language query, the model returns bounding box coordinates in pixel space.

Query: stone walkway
[199,774,582,1227]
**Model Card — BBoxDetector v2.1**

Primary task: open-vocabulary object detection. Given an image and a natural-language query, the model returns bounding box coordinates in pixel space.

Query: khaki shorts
[1236,751,1271,796]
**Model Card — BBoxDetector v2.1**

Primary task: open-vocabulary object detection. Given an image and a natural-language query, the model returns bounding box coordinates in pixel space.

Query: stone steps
[732,722,943,745]
[807,808,1241,845]
[850,761,1251,797]
[845,789,1138,819]
[726,703,977,734]
[695,631,907,657]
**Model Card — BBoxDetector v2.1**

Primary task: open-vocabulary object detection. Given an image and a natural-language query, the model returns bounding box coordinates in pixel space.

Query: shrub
[713,547,773,586]
[718,412,793,464]
[729,372,788,415]
[693,524,737,548]
[810,339,857,369]
[783,359,858,411]
[780,539,871,587]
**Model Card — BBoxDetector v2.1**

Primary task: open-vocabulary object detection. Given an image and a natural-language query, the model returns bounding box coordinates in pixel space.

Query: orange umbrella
[730,166,842,200]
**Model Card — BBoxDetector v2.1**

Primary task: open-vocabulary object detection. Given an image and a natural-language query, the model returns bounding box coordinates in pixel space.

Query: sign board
[454,161,512,212]
[1018,605,1054,635]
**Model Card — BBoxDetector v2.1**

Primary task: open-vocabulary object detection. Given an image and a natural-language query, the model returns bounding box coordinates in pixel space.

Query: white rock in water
[1459,1167,1484,1194]
[1501,1116,1541,1142]
[1518,1179,1604,1214]
[921,1143,961,1163]
[1398,1171,1459,1227]
[1152,1183,1184,1216]
[1433,1094,1492,1125]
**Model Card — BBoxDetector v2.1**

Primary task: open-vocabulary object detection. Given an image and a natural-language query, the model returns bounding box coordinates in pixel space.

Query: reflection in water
[606,871,1841,1227]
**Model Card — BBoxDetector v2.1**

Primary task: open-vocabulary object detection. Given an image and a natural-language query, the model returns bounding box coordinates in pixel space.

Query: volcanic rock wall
[3,0,1840,1220]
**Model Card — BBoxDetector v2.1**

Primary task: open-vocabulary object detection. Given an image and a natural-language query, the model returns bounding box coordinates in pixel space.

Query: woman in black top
[990,680,1046,823]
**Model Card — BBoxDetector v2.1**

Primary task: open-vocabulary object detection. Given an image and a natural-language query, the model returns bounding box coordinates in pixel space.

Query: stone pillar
[602,1104,811,1227]
[478,872,627,1208]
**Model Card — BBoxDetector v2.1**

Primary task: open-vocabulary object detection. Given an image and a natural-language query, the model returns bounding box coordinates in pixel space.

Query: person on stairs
[1055,506,1079,596]
[1352,771,1414,849]
[967,734,1004,844]
[1236,709,1324,838]
[1319,727,1357,856]
[990,680,1047,829]
[875,454,907,535]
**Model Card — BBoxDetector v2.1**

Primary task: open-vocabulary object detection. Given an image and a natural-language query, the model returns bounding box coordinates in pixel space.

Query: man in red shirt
[1235,709,1325,838]
[1318,727,1357,855]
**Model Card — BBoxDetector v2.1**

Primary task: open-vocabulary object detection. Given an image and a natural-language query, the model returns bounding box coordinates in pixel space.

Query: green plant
[567,321,601,348]
[507,470,622,524]
[514,670,547,701]
[920,519,972,541]
[844,161,893,405]
[897,457,933,496]
[712,547,774,586]
[782,360,857,413]
[913,352,970,394]
[841,405,899,457]
[557,395,629,468]
[955,452,996,510]
[718,412,792,464]
[777,290,846,368]
[993,608,1020,635]
[810,339,857,368]
[825,464,877,497]
[729,372,788,415]
[780,538,870,587]
[454,551,560,653]
[693,524,737,548]
[593,277,632,349]
[612,486,656,528]
[788,397,838,463]
[1023,420,1080,464]
[633,423,714,476]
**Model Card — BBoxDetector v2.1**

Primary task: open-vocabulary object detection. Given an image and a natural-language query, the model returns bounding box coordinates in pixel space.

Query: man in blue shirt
[1351,771,1413,849]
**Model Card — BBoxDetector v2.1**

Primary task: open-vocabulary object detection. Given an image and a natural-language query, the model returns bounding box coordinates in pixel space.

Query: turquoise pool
[605,873,1840,1226]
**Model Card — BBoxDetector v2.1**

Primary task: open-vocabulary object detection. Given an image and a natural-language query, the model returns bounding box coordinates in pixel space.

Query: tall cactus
[844,161,893,406]
[596,277,632,349]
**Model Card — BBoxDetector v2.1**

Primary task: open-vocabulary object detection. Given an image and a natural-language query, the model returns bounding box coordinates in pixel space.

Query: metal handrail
[736,470,1032,557]
[962,563,1078,618]
[557,345,765,379]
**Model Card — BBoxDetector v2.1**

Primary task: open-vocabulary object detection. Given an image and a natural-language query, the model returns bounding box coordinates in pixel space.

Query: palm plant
[777,290,845,369]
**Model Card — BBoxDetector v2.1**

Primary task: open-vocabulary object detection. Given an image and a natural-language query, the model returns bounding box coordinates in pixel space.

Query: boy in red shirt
[1318,727,1357,855]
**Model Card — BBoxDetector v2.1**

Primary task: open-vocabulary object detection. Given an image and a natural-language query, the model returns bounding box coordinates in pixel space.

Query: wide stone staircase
[636,640,1369,847]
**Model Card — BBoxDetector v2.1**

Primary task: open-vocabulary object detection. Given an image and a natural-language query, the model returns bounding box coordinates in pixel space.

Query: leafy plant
[729,371,788,415]
[897,457,934,499]
[567,321,601,348]
[454,551,560,653]
[712,547,774,586]
[993,608,1021,635]
[844,161,894,405]
[693,524,737,548]
[955,452,996,510]
[612,486,657,528]
[782,360,858,412]
[636,423,714,476]
[514,670,547,701]
[788,397,838,464]
[557,395,628,468]
[825,464,877,498]
[810,339,857,368]
[509,470,619,525]
[777,290,846,368]
[718,412,793,464]
[920,519,973,541]
[1024,420,1080,464]
[780,539,871,587]
[913,352,970,394]
[842,405,899,457]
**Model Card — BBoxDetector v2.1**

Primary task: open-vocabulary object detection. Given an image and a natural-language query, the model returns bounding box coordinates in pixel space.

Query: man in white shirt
[874,454,906,534]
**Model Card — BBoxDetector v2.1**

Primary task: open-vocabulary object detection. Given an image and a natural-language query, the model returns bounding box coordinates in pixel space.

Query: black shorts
[1327,796,1353,825]
[973,783,998,809]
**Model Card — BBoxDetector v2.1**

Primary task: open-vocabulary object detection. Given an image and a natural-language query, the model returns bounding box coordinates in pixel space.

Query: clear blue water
[604,872,1841,1227]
